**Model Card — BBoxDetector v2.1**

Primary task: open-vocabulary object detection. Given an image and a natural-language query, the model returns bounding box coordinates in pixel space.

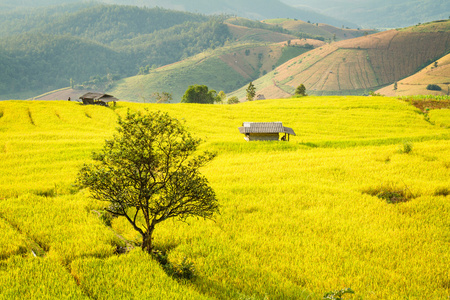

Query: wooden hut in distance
[238,122,296,141]
[79,92,118,106]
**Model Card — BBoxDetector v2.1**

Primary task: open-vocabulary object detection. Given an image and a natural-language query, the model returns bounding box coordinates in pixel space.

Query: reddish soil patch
[406,100,450,112]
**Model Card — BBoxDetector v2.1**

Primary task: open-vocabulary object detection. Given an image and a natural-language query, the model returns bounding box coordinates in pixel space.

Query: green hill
[0,5,230,99]
[5,0,357,28]
[0,33,124,99]
[0,3,96,37]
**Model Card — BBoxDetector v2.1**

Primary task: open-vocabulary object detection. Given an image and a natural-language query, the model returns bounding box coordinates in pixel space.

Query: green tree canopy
[294,84,307,96]
[77,110,219,253]
[227,96,240,104]
[181,84,218,104]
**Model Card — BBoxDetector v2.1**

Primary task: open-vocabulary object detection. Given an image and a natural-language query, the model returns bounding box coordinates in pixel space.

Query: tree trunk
[141,231,153,254]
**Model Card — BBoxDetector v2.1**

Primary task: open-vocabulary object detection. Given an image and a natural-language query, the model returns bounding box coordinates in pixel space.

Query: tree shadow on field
[190,276,254,300]
[153,241,179,254]
[190,275,314,300]
[149,241,244,297]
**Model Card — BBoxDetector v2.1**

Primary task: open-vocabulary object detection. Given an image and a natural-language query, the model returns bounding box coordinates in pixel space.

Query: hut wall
[248,133,279,141]
[82,99,95,105]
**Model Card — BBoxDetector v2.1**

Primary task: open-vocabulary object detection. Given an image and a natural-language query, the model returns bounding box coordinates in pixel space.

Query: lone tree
[181,85,218,104]
[77,110,219,253]
[294,84,307,96]
[246,82,256,101]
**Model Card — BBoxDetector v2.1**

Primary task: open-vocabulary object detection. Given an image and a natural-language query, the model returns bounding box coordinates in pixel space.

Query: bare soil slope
[377,53,450,96]
[230,20,450,100]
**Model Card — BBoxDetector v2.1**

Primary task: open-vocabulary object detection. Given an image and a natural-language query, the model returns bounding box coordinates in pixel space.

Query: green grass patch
[111,55,247,102]
[276,46,312,67]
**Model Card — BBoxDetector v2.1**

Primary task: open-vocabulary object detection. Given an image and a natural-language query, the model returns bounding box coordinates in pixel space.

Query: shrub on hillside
[426,84,442,91]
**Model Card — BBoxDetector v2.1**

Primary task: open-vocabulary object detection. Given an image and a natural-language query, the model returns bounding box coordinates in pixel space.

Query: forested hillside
[0,3,97,37]
[0,33,124,97]
[2,0,356,28]
[33,5,210,43]
[0,5,231,99]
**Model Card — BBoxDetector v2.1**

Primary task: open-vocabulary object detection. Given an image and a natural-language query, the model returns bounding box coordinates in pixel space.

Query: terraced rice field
[0,97,449,299]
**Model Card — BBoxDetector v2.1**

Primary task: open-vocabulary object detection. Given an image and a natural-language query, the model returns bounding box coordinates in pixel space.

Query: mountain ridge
[2,0,358,28]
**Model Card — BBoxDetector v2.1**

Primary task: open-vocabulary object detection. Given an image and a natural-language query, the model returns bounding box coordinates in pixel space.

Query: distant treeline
[0,4,231,97]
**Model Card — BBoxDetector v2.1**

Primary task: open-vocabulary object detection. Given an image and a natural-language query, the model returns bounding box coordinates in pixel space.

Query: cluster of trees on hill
[181,85,240,104]
[0,4,231,98]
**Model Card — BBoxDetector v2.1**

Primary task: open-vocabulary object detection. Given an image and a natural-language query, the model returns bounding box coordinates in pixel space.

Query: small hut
[238,122,296,141]
[79,93,118,106]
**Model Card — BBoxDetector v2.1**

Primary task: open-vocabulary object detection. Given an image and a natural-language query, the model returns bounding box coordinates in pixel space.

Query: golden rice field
[0,96,449,299]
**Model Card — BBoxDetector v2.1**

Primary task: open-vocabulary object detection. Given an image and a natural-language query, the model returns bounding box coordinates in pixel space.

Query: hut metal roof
[238,122,296,135]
